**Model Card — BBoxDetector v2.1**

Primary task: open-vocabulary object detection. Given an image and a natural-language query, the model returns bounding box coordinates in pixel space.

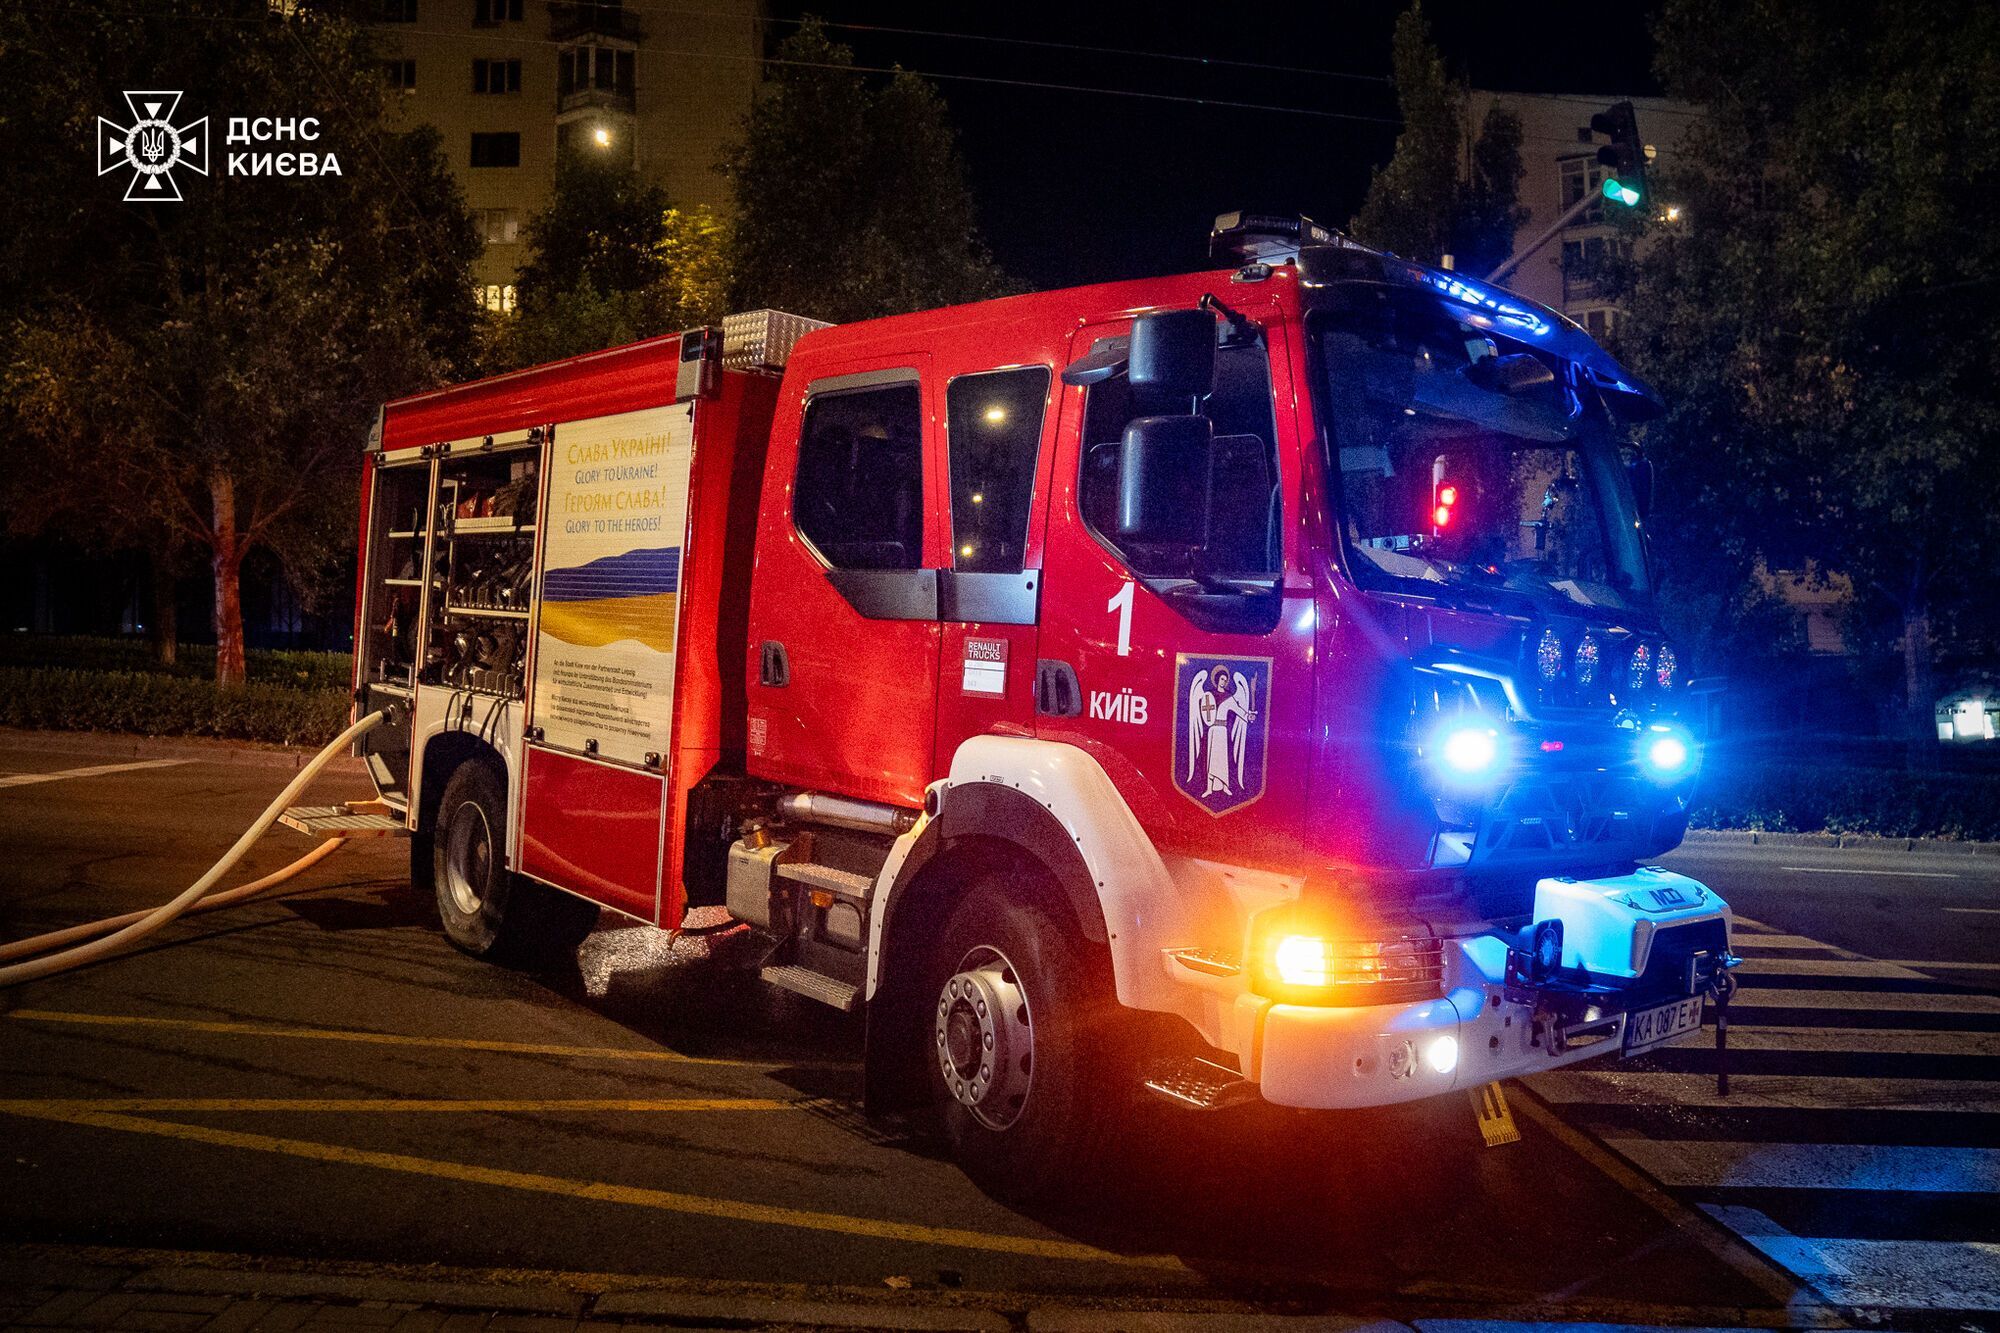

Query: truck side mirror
[1118,415,1212,544]
[1128,309,1216,399]
[1627,454,1654,520]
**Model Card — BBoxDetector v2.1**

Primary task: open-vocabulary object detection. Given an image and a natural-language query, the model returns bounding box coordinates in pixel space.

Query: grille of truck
[1471,770,1654,858]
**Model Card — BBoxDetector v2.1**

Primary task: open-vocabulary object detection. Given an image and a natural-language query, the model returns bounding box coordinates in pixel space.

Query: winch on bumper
[1174,867,1739,1110]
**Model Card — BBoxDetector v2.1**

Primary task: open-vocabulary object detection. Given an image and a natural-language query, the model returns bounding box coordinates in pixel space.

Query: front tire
[925,882,1133,1203]
[432,761,596,966]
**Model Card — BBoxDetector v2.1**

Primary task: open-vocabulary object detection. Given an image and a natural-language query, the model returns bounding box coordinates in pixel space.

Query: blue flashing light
[1410,268,1552,339]
[1431,719,1509,787]
[1639,723,1698,783]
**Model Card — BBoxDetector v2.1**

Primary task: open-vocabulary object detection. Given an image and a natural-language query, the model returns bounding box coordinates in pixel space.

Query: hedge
[0,667,349,747]
[1690,761,2000,842]
[0,634,352,691]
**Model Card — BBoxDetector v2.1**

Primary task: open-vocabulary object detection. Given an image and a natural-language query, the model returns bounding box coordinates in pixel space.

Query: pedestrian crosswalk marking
[1701,1208,2000,1311]
[1604,1138,2000,1192]
[1732,934,1860,951]
[1532,907,2000,1315]
[1537,1071,2000,1112]
[1720,1027,2000,1055]
[1722,987,2000,1014]
[1735,957,1934,980]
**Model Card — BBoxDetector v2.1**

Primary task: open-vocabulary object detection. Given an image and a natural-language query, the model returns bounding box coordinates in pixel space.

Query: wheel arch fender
[412,721,513,844]
[864,735,1196,1016]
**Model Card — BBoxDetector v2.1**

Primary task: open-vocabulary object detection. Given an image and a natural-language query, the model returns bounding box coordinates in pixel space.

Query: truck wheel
[433,762,596,966]
[926,882,1130,1202]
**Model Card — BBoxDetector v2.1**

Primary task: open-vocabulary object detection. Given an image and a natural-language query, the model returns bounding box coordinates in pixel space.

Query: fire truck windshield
[1311,299,1651,616]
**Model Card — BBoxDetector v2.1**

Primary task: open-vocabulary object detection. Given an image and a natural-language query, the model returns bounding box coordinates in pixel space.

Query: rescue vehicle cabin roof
[375,267,1260,454]
[375,255,1642,452]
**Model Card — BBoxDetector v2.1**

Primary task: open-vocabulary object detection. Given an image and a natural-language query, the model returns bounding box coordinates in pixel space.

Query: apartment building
[369,0,762,303]
[1465,90,1699,346]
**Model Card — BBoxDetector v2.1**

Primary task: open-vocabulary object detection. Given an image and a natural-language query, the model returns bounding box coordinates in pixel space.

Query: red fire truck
[329,214,1734,1196]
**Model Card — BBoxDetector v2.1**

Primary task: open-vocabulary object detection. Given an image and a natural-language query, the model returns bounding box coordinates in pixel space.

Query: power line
[13,1,1409,125]
[16,1,1687,144]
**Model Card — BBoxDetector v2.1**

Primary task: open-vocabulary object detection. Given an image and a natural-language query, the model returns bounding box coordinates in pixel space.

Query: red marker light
[1539,740,1565,752]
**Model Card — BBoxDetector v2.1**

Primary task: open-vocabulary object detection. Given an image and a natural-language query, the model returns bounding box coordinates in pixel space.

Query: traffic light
[1432,466,1465,535]
[1589,101,1647,208]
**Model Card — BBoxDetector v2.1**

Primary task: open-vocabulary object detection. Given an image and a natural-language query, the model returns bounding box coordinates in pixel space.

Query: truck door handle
[1034,659,1081,717]
[759,640,790,687]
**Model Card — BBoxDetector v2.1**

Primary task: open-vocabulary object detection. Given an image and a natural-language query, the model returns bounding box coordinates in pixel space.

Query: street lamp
[593,125,611,149]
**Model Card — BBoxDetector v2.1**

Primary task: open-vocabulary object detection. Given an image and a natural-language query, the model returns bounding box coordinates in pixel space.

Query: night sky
[770,2,1661,290]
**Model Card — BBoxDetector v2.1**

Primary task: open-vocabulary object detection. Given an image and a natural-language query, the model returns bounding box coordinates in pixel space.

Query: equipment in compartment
[422,448,540,700]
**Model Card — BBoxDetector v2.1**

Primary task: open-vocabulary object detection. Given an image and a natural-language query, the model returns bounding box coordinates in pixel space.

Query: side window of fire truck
[944,367,1050,573]
[1079,337,1282,581]
[793,379,924,570]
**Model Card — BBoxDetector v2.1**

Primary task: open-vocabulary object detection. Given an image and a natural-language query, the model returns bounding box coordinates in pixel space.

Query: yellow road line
[0,1098,796,1114]
[5,1009,854,1071]
[0,1101,1177,1271]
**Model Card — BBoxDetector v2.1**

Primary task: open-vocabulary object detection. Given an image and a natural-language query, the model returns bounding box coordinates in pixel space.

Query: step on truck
[338,213,1737,1196]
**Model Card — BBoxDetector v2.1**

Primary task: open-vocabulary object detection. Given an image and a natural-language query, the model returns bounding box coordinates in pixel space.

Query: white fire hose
[0,710,387,988]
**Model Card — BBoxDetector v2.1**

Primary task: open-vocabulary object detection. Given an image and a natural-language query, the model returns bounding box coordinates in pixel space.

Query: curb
[0,726,361,773]
[3,1241,1958,1333]
[1026,1313,1407,1332]
[1681,827,2000,856]
[127,1266,585,1316]
[596,1288,1014,1330]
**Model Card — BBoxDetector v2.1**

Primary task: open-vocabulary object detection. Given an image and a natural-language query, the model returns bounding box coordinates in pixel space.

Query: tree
[0,1,480,684]
[722,18,1006,323]
[515,153,672,303]
[1619,0,2000,759]
[485,153,733,371]
[1348,3,1528,275]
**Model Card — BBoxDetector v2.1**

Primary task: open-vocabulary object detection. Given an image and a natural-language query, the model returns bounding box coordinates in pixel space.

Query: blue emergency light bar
[1212,210,1662,418]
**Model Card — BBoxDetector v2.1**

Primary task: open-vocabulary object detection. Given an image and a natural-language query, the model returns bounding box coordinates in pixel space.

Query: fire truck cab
[347,215,1734,1196]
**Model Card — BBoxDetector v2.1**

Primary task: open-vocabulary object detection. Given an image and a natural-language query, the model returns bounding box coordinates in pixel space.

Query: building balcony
[547,1,641,43]
[558,84,635,116]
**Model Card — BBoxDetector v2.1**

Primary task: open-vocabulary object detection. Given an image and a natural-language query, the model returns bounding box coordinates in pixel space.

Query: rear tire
[433,761,597,967]
[924,881,1134,1203]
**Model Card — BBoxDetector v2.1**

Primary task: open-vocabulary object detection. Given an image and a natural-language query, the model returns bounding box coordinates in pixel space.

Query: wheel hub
[443,800,492,917]
[934,945,1034,1131]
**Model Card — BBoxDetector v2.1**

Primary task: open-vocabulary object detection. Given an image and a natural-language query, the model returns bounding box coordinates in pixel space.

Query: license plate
[1622,994,1706,1055]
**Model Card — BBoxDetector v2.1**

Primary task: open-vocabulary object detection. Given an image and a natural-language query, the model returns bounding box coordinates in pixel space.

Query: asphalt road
[0,730,1993,1327]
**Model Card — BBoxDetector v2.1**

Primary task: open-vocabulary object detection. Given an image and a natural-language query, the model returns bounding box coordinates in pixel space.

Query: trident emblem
[98,91,208,202]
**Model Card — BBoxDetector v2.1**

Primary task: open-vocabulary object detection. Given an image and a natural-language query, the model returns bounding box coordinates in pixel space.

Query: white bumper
[1176,867,1731,1111]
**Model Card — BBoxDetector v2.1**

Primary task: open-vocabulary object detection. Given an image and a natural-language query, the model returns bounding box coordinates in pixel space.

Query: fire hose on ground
[0,710,387,988]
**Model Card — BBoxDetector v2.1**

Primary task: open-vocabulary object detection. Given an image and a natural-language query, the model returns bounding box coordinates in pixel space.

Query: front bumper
[1181,867,1734,1110]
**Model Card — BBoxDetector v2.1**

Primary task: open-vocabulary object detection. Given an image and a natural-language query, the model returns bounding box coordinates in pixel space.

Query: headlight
[1639,722,1698,782]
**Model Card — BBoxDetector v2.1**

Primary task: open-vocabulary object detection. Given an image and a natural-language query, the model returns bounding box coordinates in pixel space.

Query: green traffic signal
[1601,178,1642,207]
